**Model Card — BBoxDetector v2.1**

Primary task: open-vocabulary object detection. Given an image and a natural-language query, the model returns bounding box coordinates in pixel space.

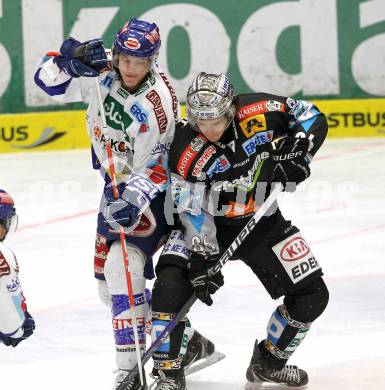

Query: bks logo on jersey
[130,102,148,123]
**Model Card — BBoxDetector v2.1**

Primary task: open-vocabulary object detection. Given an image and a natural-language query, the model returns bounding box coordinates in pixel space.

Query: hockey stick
[94,78,145,386]
[117,183,283,390]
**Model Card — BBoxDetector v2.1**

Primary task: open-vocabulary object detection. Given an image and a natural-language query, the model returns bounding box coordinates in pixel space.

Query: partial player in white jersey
[0,189,35,347]
[34,18,221,389]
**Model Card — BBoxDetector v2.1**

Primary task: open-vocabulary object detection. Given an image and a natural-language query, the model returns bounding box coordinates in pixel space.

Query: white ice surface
[1,138,385,389]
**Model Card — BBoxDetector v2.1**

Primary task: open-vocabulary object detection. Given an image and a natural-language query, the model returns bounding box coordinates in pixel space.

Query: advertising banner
[1,97,384,154]
[0,0,384,115]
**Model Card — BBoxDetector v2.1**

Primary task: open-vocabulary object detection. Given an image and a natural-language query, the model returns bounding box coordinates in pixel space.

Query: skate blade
[245,380,308,390]
[184,350,226,376]
[148,351,226,389]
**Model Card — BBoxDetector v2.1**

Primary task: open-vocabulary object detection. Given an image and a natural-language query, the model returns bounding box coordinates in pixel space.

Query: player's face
[0,221,6,241]
[196,116,230,142]
[116,53,150,91]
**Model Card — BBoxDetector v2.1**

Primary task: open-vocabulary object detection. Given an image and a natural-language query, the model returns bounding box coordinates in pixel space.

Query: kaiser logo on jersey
[177,147,197,178]
[272,233,321,284]
[237,100,285,121]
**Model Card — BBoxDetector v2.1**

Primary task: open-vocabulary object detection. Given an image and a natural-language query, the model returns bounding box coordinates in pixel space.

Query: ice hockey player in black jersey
[149,72,329,389]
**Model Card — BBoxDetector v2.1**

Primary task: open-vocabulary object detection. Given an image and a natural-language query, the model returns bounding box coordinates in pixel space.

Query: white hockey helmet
[186,72,235,130]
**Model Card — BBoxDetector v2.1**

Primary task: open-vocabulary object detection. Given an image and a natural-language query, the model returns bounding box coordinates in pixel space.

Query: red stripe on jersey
[159,72,179,120]
[0,251,11,277]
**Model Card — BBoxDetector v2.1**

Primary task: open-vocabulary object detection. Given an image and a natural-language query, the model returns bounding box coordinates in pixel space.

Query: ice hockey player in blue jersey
[34,18,221,390]
[0,189,35,347]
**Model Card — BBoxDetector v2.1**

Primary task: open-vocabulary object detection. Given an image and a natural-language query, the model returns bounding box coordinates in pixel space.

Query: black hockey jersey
[168,93,328,254]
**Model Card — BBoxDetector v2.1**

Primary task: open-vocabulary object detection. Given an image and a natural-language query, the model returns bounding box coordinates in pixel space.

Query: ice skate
[113,369,147,390]
[183,330,225,376]
[245,340,308,389]
[151,370,186,390]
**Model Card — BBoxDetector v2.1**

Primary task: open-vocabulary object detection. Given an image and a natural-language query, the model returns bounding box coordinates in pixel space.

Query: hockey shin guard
[151,278,193,374]
[105,242,149,370]
[262,304,311,369]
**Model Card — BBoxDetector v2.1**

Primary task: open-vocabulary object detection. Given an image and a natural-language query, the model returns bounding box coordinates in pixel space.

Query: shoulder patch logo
[239,114,267,138]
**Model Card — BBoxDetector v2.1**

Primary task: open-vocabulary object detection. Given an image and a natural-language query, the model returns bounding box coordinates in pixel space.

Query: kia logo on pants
[280,236,310,261]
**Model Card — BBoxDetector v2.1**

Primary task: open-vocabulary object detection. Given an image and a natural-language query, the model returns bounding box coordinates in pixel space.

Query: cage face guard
[186,72,235,130]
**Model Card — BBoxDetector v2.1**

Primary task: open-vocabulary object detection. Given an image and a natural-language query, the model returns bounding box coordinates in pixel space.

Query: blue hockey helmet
[113,18,161,59]
[0,189,18,239]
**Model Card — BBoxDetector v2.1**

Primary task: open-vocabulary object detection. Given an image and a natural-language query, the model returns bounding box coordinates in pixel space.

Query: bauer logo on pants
[272,232,321,283]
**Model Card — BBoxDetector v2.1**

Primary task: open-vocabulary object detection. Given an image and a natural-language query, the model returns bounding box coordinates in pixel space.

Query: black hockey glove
[188,253,224,306]
[0,311,35,347]
[103,183,140,231]
[53,37,108,78]
[271,137,311,191]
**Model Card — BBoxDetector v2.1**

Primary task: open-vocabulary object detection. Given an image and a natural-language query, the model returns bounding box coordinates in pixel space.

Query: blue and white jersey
[35,57,180,199]
[0,242,27,337]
